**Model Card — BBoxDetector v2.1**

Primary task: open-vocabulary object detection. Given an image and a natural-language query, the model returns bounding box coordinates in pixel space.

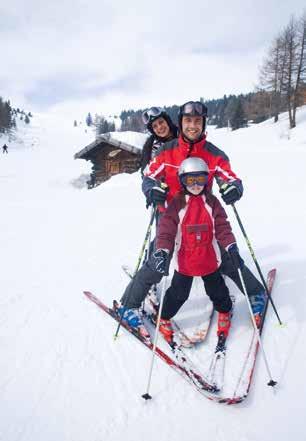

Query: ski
[205,268,277,404]
[206,333,227,392]
[119,266,277,404]
[205,296,236,392]
[122,264,214,348]
[83,291,218,396]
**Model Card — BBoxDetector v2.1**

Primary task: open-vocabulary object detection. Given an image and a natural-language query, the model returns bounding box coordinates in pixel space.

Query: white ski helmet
[178,157,209,177]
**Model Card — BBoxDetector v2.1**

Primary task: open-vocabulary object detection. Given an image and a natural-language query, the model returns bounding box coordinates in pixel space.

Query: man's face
[182,115,203,141]
[151,117,170,139]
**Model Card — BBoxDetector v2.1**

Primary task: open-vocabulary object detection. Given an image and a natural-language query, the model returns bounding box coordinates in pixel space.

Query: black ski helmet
[142,107,177,140]
[178,101,208,135]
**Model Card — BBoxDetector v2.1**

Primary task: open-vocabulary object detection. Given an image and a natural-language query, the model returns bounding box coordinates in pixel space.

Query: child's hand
[149,249,170,275]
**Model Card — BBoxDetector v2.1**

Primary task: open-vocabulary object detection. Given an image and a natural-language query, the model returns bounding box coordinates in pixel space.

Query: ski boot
[159,318,174,344]
[217,311,231,338]
[249,292,266,328]
[114,302,151,342]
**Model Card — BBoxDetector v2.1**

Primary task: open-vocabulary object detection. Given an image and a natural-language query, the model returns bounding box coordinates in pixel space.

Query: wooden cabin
[301,86,306,105]
[74,133,143,188]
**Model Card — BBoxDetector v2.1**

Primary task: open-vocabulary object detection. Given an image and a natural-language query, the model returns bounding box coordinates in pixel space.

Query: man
[142,101,242,205]
[2,144,8,154]
[119,101,265,337]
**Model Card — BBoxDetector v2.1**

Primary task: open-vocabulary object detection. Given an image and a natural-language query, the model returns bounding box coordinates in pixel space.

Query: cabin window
[106,160,120,175]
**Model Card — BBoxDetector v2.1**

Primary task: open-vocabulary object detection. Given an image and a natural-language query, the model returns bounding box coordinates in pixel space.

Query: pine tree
[231,98,247,130]
[0,97,13,133]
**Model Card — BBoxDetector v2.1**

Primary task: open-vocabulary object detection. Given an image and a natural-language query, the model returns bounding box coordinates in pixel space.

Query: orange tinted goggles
[181,174,208,187]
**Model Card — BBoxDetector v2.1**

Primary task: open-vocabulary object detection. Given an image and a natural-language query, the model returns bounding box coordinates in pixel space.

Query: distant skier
[2,144,8,154]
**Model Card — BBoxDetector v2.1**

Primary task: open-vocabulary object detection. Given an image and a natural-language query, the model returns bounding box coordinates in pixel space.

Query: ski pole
[132,204,157,275]
[114,205,157,339]
[237,267,277,387]
[142,273,168,400]
[231,203,282,326]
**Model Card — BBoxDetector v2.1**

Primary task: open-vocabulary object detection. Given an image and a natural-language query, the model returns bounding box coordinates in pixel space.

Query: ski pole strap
[231,203,282,326]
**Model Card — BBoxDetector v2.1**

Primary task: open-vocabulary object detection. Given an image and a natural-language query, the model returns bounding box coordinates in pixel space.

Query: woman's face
[151,117,171,139]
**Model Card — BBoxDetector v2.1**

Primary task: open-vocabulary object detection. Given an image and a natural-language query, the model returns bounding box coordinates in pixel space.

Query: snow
[1,108,306,441]
[108,130,149,150]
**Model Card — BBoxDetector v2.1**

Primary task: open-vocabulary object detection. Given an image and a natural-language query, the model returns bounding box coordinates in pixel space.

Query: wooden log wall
[88,144,140,188]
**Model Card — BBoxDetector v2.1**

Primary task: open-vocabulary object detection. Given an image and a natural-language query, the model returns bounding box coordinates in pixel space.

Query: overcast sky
[1,0,305,119]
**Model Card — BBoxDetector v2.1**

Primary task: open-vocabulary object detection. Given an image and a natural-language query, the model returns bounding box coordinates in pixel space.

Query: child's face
[182,173,207,195]
[186,183,205,195]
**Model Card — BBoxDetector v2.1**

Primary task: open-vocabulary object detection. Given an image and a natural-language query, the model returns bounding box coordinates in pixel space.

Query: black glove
[148,249,170,275]
[147,184,168,206]
[227,243,244,270]
[219,180,243,205]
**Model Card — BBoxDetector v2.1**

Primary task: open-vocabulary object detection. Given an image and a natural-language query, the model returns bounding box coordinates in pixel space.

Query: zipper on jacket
[186,141,194,158]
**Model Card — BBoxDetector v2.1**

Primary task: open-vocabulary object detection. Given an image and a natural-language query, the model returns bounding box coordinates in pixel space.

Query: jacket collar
[178,133,207,154]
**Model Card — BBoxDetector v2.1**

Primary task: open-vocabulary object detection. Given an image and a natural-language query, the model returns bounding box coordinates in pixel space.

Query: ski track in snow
[1,109,306,441]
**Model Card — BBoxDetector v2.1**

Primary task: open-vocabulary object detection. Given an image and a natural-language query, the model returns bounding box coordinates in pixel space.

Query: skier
[141,101,266,325]
[140,107,178,175]
[140,107,178,260]
[118,158,238,341]
[2,143,8,154]
[118,101,266,339]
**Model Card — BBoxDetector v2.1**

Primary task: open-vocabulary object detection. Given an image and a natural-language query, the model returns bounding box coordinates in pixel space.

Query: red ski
[83,291,218,395]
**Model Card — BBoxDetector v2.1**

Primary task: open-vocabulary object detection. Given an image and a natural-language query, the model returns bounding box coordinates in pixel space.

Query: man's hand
[219,180,243,205]
[147,183,169,206]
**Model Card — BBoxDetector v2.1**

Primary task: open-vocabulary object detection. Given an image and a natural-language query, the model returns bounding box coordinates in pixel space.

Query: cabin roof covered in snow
[74,131,148,159]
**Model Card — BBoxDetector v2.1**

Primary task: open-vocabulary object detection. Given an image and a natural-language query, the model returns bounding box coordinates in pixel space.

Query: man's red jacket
[142,134,242,204]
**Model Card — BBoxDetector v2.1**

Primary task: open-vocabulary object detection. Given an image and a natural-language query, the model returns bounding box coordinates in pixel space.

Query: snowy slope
[1,108,306,441]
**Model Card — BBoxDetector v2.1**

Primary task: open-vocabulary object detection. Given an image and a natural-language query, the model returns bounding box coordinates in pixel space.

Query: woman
[140,107,178,175]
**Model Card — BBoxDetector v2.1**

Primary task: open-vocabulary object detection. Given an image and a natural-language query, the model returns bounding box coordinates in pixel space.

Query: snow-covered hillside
[1,109,306,441]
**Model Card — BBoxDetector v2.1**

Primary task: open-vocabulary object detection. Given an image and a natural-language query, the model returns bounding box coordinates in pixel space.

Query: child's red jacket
[156,191,236,276]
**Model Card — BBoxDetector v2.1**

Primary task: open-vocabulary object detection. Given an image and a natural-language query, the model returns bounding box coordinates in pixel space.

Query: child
[118,157,241,343]
[155,157,238,342]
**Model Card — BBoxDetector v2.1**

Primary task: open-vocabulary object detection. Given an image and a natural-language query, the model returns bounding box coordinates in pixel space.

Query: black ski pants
[120,248,264,310]
[121,260,163,309]
[161,270,232,320]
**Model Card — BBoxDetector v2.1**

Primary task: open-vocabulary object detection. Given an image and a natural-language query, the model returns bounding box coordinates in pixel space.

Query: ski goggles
[142,107,163,125]
[180,101,208,117]
[181,173,208,187]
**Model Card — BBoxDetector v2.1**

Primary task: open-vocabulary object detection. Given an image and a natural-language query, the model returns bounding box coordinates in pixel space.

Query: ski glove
[147,183,169,206]
[148,249,170,275]
[227,243,244,270]
[219,180,243,205]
